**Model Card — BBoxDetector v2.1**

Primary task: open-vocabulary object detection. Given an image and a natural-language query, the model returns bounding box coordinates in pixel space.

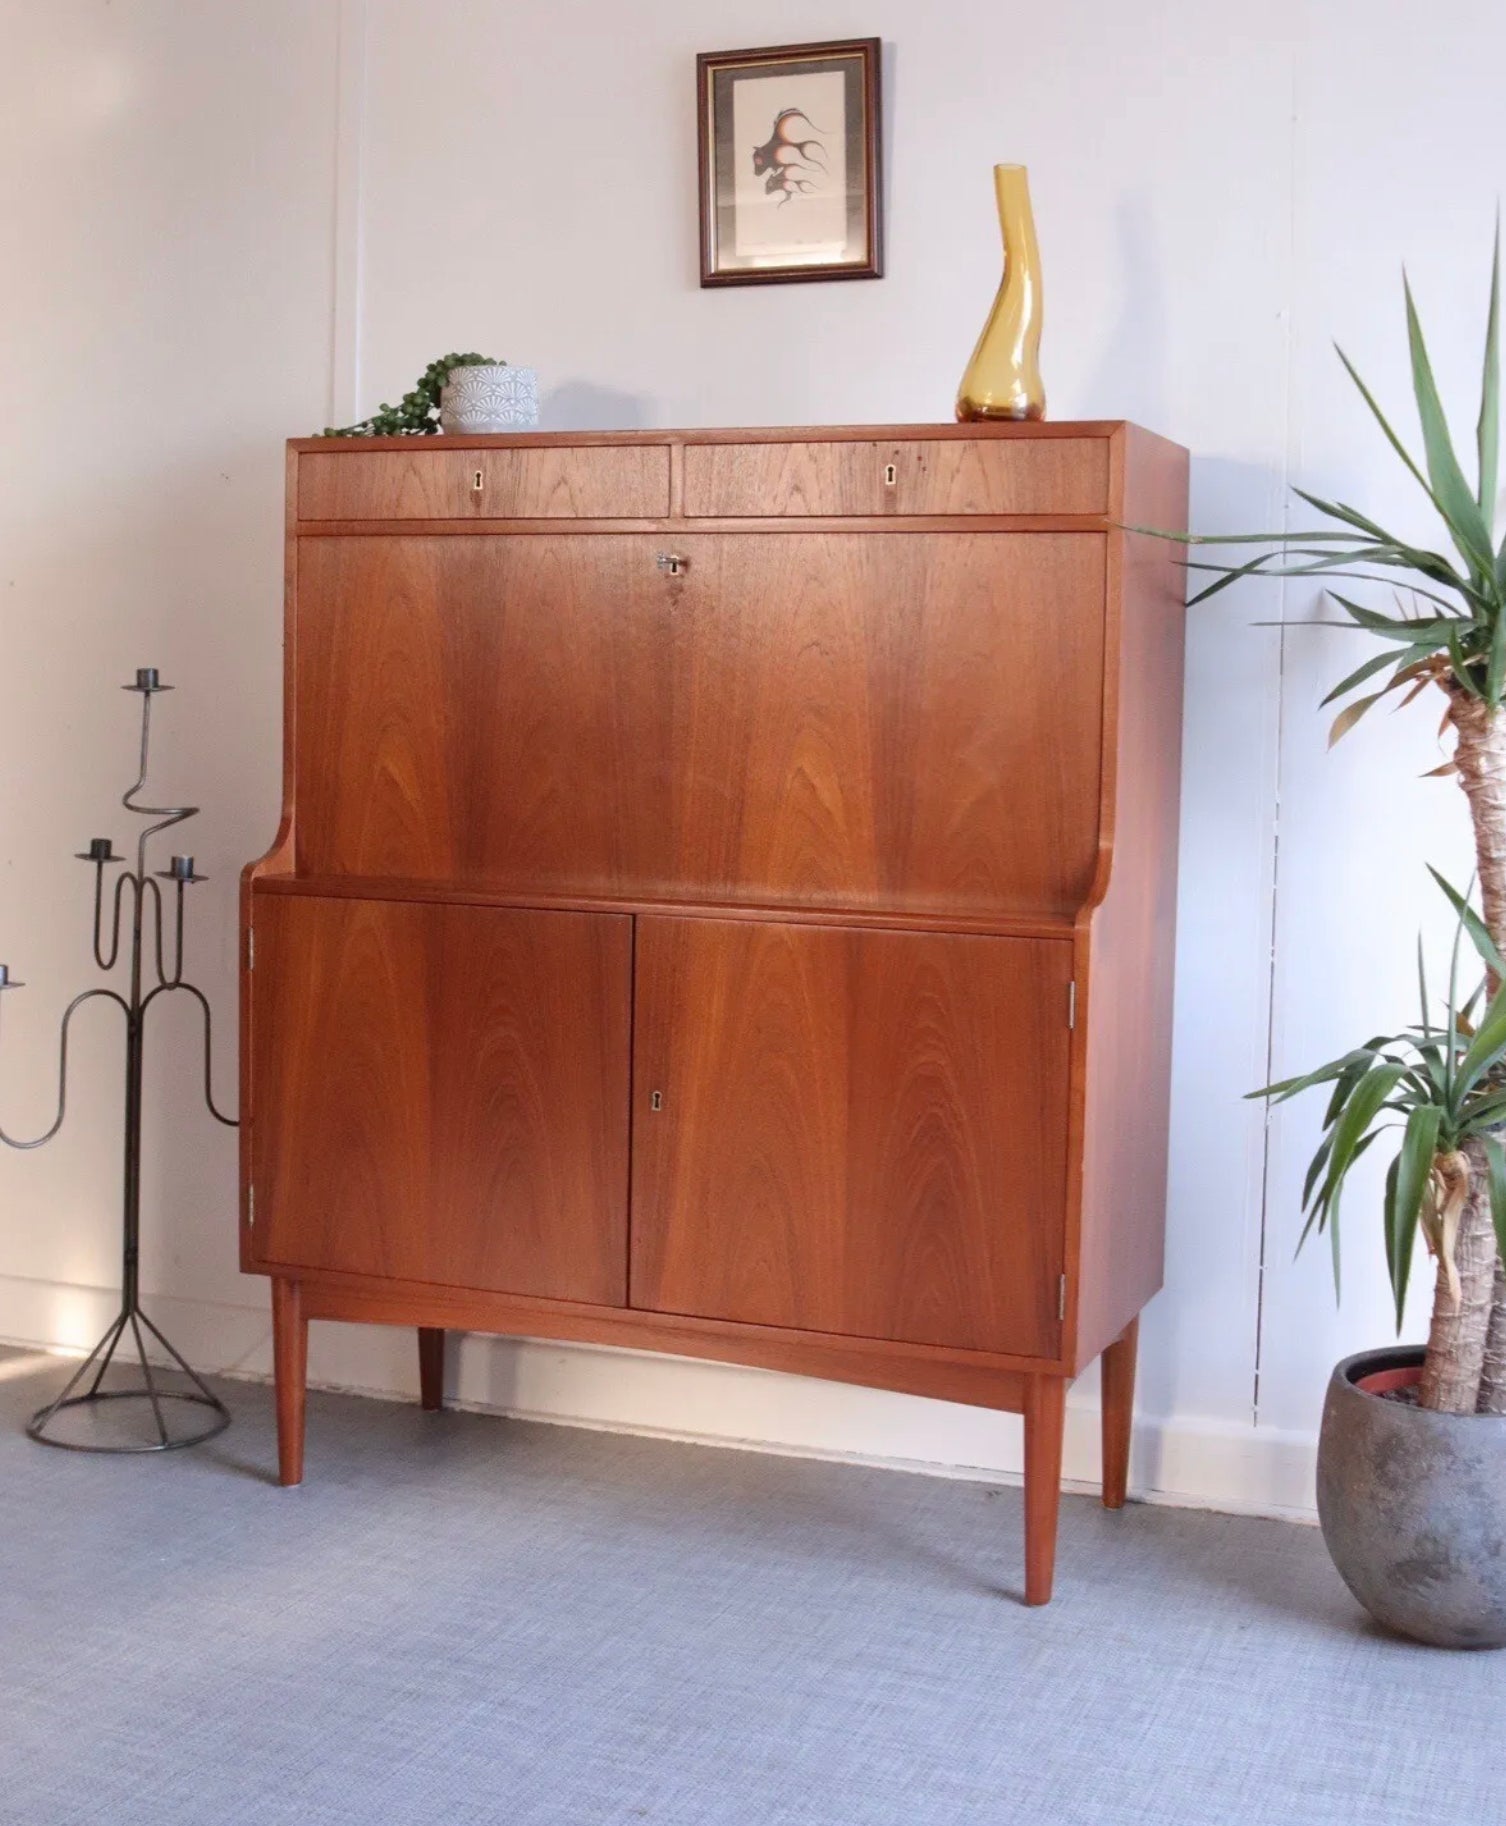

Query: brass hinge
[247,1185,256,1229]
[247,928,255,971]
[1058,1274,1068,1321]
[1067,980,1076,1029]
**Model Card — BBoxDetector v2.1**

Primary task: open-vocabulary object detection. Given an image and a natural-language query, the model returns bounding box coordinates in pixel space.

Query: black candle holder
[1,670,238,1451]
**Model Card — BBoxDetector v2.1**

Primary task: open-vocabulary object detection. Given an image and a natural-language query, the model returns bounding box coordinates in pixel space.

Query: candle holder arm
[93,869,134,974]
[0,986,130,1151]
[140,981,239,1128]
[145,878,187,990]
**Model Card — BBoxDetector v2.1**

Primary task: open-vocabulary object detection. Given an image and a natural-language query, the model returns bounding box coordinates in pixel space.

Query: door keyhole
[650,1091,663,1111]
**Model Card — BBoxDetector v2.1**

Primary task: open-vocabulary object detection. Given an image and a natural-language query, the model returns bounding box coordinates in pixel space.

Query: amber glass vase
[955,164,1045,422]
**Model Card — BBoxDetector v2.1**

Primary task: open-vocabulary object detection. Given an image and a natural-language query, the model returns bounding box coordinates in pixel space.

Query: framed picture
[697,38,883,287]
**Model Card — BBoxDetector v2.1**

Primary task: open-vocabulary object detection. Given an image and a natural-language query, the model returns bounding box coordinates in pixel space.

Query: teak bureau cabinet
[242,421,1188,1605]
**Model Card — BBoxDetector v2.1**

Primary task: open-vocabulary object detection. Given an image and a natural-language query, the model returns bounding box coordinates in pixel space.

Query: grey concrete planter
[1317,1346,1506,1648]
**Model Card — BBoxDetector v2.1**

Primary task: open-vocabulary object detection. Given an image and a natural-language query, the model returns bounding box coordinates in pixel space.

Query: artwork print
[698,41,883,286]
[733,72,847,259]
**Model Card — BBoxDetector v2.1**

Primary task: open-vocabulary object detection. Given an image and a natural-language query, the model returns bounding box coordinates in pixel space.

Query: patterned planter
[439,364,539,432]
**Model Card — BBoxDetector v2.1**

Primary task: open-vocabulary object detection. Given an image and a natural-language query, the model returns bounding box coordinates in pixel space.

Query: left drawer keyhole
[472,469,485,493]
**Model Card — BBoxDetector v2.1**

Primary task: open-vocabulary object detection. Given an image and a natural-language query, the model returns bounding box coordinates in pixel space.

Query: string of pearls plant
[320,352,502,437]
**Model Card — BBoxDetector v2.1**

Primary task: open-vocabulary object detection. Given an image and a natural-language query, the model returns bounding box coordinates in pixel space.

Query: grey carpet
[0,1347,1501,1826]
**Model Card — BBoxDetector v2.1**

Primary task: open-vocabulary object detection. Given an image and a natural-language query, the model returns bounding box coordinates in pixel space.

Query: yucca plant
[1159,232,1506,1415]
[1257,873,1506,1412]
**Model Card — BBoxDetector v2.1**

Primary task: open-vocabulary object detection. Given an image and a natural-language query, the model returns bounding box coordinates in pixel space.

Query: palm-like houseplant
[1172,234,1506,1420]
[1260,871,1506,1413]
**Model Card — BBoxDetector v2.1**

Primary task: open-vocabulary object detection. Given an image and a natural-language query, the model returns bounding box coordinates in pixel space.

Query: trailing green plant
[1146,230,1506,1415]
[319,352,501,438]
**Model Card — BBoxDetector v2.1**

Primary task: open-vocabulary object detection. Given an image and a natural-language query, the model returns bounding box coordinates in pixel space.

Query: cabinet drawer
[297,444,671,520]
[683,437,1109,518]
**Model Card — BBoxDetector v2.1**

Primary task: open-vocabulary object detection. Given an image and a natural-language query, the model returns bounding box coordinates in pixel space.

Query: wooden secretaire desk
[242,422,1188,1603]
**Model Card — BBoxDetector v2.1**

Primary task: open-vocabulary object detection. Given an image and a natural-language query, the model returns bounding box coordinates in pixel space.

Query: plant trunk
[1449,690,1506,954]
[1419,1136,1498,1412]
[1447,689,1506,1406]
[1479,1256,1506,1413]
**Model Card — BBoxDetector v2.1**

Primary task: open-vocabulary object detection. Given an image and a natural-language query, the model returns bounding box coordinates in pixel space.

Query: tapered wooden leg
[418,1327,446,1411]
[1023,1374,1067,1606]
[1101,1316,1139,1511]
[271,1277,307,1487]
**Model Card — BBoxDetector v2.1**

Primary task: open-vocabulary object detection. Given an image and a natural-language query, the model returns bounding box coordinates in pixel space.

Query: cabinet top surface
[288,420,1167,455]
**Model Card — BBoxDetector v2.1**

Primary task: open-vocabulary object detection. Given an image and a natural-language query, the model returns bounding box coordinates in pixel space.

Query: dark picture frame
[697,38,883,287]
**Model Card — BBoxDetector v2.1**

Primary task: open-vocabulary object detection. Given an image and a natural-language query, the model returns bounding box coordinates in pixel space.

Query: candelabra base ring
[25,1305,231,1453]
[27,1387,231,1453]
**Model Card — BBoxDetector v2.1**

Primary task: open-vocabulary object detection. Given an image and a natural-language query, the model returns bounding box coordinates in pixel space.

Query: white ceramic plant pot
[439,363,539,432]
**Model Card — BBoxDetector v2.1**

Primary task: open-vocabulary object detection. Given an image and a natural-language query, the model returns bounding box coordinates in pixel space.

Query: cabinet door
[295,530,1102,922]
[294,534,674,891]
[664,533,1105,921]
[630,917,1071,1357]
[250,896,630,1304]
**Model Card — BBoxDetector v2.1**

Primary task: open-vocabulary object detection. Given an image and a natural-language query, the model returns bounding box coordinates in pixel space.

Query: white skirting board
[0,1272,1319,1521]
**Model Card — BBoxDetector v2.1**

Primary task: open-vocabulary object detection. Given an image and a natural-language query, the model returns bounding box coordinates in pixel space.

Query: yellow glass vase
[955,164,1045,422]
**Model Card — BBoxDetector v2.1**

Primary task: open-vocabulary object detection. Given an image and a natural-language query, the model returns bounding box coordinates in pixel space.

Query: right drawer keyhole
[883,462,897,487]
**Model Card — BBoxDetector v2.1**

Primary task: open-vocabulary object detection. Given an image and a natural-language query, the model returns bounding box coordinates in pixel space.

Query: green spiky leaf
[1428,866,1506,981]
[1389,1104,1442,1329]
[1319,646,1414,708]
[1449,979,1506,1106]
[1479,221,1500,526]
[1405,274,1497,577]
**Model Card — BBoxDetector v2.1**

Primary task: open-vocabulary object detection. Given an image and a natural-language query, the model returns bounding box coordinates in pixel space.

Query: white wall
[2,0,1501,1517]
[0,1,338,1382]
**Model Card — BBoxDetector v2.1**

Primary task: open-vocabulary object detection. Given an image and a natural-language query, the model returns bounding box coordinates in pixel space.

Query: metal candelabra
[1,669,238,1452]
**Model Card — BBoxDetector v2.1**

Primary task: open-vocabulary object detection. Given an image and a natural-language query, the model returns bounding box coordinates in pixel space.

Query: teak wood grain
[1070,425,1189,1372]
[254,872,1076,942]
[250,895,631,1304]
[630,917,1072,1357]
[1024,1375,1068,1604]
[288,1271,1032,1412]
[683,438,1110,518]
[271,1278,307,1487]
[297,444,670,520]
[1100,1317,1139,1510]
[292,535,673,893]
[418,1327,446,1411]
[294,531,1105,922]
[244,421,1190,1605]
[663,533,1104,920]
[285,421,1125,454]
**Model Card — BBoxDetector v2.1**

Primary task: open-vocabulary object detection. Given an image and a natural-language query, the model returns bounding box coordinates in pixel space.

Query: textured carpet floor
[0,1346,1501,1826]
